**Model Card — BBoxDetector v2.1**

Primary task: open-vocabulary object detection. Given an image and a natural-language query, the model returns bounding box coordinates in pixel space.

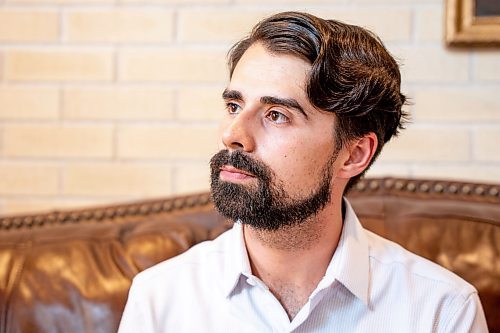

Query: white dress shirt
[118,200,488,333]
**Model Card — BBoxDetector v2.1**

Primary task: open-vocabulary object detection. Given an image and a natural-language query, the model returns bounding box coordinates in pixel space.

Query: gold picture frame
[446,0,500,46]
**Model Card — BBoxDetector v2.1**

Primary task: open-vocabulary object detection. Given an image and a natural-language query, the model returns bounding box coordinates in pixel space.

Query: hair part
[227,11,409,192]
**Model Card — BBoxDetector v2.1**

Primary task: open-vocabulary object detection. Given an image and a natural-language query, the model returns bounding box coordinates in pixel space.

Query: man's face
[210,42,342,230]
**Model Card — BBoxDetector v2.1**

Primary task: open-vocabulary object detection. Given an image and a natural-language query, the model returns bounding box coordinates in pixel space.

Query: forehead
[228,42,312,101]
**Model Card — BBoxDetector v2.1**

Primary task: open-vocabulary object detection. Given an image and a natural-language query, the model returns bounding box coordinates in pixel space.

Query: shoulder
[365,229,477,298]
[119,228,235,331]
[364,231,489,331]
[132,227,232,291]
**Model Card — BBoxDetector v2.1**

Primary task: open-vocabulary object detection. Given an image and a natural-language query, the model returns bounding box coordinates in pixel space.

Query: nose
[221,112,256,152]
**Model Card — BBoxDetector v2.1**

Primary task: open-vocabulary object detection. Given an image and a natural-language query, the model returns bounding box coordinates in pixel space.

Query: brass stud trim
[419,183,430,192]
[489,187,499,196]
[433,183,444,193]
[406,182,417,192]
[394,181,405,190]
[461,185,472,195]
[1,181,498,231]
[369,180,380,190]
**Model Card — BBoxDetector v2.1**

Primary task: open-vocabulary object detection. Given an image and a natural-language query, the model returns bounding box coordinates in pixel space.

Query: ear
[337,133,378,179]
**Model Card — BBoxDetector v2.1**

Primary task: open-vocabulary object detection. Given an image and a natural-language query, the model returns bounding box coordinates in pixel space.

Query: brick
[1,198,110,216]
[121,0,228,3]
[474,53,500,81]
[178,9,272,43]
[0,10,59,42]
[174,164,210,194]
[0,53,3,80]
[353,0,440,2]
[413,164,500,183]
[353,0,410,2]
[117,125,219,159]
[5,50,113,82]
[177,86,225,121]
[119,48,227,83]
[415,6,443,43]
[310,8,412,42]
[0,126,3,155]
[236,0,344,3]
[378,127,470,162]
[396,47,469,83]
[414,88,500,122]
[66,9,173,43]
[7,0,113,3]
[0,86,59,120]
[475,129,500,162]
[3,124,113,158]
[63,86,174,120]
[63,163,172,196]
[0,164,59,195]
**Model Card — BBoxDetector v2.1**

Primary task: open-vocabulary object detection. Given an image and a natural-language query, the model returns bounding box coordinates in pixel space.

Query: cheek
[258,126,335,181]
[294,146,336,181]
[262,142,327,185]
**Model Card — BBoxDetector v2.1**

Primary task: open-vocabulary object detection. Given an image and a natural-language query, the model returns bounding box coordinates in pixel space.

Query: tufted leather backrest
[0,178,499,333]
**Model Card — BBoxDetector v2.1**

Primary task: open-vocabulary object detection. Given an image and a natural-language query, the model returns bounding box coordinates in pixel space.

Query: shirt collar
[324,198,370,306]
[222,222,252,298]
[221,199,370,306]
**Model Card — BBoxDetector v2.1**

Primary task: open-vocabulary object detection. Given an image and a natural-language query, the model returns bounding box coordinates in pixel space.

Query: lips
[210,149,269,184]
[220,165,255,181]
[221,165,254,176]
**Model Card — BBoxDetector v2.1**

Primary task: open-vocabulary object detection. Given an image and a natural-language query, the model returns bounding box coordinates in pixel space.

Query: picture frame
[445,0,500,46]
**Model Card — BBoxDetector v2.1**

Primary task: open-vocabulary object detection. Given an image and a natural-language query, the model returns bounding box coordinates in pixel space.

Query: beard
[209,149,337,231]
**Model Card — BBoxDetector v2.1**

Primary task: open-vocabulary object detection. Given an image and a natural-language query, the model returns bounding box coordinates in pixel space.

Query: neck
[244,201,343,281]
[242,197,344,319]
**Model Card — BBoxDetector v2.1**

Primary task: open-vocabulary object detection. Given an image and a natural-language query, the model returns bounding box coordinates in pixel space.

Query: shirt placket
[246,275,292,333]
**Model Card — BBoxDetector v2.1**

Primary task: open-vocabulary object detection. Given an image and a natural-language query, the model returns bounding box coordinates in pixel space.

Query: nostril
[221,138,244,150]
[232,142,244,149]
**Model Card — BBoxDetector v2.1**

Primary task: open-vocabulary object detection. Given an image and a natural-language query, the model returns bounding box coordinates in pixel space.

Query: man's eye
[267,110,289,124]
[226,103,241,115]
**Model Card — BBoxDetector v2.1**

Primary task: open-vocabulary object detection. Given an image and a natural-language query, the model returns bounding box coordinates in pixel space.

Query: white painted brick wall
[0,0,498,215]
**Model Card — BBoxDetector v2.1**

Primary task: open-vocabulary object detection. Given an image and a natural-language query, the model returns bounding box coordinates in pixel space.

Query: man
[119,12,487,332]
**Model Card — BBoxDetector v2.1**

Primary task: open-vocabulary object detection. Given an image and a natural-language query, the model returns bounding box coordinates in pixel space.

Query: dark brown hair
[228,11,408,191]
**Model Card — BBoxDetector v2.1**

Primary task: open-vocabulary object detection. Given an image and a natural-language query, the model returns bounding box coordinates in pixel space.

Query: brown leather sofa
[0,177,498,333]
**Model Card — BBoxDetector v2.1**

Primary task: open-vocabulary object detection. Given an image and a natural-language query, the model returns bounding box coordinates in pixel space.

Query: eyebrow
[222,89,243,101]
[260,96,308,119]
[222,89,308,119]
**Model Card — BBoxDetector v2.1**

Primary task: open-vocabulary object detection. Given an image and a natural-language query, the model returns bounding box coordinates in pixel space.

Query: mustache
[210,150,271,181]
